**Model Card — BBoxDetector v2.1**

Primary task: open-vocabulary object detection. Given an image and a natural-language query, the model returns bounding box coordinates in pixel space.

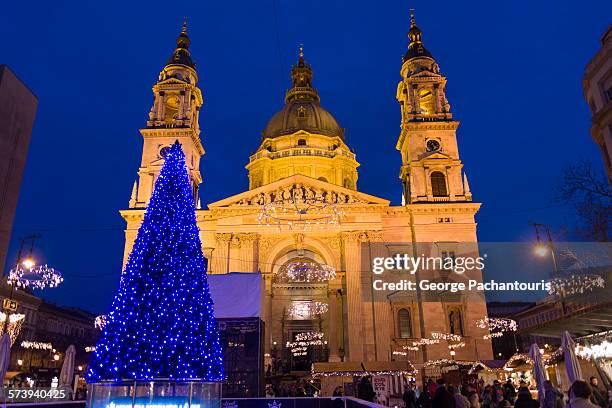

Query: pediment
[156,77,188,86]
[208,174,389,209]
[419,150,452,160]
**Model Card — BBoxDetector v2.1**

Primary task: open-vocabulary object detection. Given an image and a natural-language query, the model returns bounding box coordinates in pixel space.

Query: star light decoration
[87,142,224,382]
[8,264,63,289]
[287,301,329,320]
[0,312,25,345]
[476,317,517,340]
[258,197,344,231]
[21,341,53,350]
[277,260,336,283]
[548,274,605,297]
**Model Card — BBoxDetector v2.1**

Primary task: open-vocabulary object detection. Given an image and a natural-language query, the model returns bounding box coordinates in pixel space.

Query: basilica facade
[120,15,492,376]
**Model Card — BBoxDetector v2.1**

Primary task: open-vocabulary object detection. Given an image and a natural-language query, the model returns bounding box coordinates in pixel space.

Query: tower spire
[166,19,195,69]
[285,44,319,103]
[404,8,432,61]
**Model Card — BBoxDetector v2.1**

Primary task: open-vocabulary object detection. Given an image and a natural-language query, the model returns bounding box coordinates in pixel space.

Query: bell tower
[129,20,204,209]
[396,11,472,203]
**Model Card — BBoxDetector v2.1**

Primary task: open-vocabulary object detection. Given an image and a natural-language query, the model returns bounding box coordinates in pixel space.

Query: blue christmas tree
[88,142,223,382]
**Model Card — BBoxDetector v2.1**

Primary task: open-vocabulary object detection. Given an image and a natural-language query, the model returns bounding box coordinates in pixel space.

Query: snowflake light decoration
[8,264,63,290]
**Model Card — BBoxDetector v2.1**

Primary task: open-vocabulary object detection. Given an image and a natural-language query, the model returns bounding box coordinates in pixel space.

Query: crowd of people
[401,377,611,408]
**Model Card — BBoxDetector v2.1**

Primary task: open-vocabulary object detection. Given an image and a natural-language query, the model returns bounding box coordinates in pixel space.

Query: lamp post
[532,223,559,279]
[532,223,566,314]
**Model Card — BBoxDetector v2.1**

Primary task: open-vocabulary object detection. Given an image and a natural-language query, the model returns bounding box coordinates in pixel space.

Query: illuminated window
[297,139,307,146]
[431,172,447,196]
[398,308,412,338]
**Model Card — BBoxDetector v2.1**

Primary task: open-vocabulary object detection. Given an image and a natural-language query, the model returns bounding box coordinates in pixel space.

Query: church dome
[263,100,344,139]
[262,48,344,140]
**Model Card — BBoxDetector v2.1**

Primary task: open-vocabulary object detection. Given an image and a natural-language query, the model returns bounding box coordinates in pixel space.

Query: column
[213,233,231,274]
[369,231,392,361]
[327,287,340,362]
[342,231,365,362]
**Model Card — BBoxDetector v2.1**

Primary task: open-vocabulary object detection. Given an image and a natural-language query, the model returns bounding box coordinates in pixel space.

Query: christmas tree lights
[87,142,223,382]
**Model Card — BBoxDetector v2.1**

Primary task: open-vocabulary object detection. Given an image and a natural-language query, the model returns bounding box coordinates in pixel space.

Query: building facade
[120,15,492,372]
[0,66,38,272]
[583,25,612,186]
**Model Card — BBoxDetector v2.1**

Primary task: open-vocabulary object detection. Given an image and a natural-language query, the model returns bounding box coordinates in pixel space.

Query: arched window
[297,139,307,146]
[398,308,412,338]
[448,308,464,336]
[430,171,448,197]
[318,177,328,183]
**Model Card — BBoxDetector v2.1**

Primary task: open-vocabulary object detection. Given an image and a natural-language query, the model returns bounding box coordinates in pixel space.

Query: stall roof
[207,273,263,319]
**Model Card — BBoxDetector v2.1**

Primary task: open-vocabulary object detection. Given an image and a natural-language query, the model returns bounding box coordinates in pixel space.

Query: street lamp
[22,258,35,269]
[53,354,59,361]
[531,223,559,278]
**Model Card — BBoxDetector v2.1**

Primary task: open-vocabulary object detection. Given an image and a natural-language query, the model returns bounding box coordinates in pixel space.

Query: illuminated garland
[286,331,325,356]
[413,338,440,346]
[431,332,462,342]
[403,345,420,351]
[393,351,408,356]
[448,342,466,350]
[576,341,612,360]
[548,274,605,297]
[258,197,344,231]
[0,312,25,345]
[423,359,478,368]
[21,341,52,350]
[287,301,328,319]
[504,353,533,369]
[94,315,107,330]
[477,317,517,339]
[8,264,63,289]
[278,261,336,283]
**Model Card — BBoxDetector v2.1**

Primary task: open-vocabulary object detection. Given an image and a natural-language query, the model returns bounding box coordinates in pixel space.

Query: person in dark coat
[514,387,540,408]
[432,379,456,408]
[589,377,607,407]
[417,387,434,408]
[404,383,418,408]
[358,376,375,402]
[503,379,517,405]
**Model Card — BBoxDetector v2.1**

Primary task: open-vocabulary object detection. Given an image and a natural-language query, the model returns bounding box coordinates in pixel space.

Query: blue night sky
[1,0,609,313]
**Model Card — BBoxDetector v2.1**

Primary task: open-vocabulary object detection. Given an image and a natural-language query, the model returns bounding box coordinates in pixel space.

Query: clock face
[426,139,441,152]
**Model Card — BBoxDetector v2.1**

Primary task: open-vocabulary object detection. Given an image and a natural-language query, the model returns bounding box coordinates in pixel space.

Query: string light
[87,142,224,382]
[548,274,605,297]
[403,345,420,351]
[8,264,63,289]
[277,260,336,283]
[94,315,107,330]
[287,301,328,320]
[448,342,466,350]
[286,331,325,357]
[21,341,52,350]
[576,341,612,360]
[476,317,517,339]
[431,332,462,342]
[0,313,25,345]
[412,338,440,346]
[85,346,96,353]
[257,195,344,231]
